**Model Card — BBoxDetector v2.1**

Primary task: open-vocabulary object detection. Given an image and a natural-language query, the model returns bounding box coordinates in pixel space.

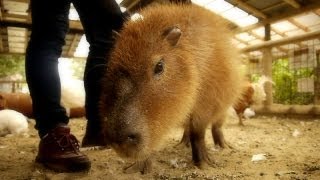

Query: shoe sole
[80,146,110,151]
[36,156,91,172]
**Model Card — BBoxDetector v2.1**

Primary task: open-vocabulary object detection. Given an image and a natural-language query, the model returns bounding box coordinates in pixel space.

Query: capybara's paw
[212,128,233,149]
[238,121,245,126]
[205,156,218,168]
[214,142,233,150]
[194,155,217,169]
[123,158,152,174]
[220,141,234,149]
[176,135,190,148]
[192,146,218,169]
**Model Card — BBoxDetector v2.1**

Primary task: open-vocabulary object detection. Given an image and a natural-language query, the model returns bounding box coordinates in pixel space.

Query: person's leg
[26,0,70,137]
[72,0,126,146]
[26,0,90,172]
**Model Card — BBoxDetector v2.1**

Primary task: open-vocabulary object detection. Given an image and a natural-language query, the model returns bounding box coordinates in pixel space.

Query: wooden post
[11,82,16,93]
[262,24,273,106]
[315,50,320,104]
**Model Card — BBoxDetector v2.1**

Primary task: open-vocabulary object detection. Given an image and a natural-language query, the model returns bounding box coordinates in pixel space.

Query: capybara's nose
[125,133,141,145]
[117,132,141,145]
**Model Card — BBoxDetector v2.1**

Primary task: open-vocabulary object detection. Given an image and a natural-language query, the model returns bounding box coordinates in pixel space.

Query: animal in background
[61,78,86,118]
[232,75,273,125]
[251,75,273,105]
[0,109,28,136]
[99,4,245,173]
[0,77,86,119]
[0,92,33,117]
[233,81,254,125]
[0,95,6,110]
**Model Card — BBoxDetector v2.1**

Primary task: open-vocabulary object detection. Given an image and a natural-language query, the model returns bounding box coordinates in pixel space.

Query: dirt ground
[0,115,319,180]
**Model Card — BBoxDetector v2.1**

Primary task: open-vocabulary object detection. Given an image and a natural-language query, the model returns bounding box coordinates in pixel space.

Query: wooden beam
[3,13,83,32]
[3,12,28,19]
[0,0,4,21]
[282,0,301,8]
[275,46,288,53]
[0,27,9,52]
[0,52,23,56]
[23,28,28,52]
[249,30,262,39]
[121,0,141,11]
[0,29,3,52]
[271,27,286,37]
[248,30,288,53]
[169,0,191,3]
[261,2,286,13]
[121,0,138,7]
[245,25,288,53]
[233,1,320,33]
[288,18,309,32]
[241,30,320,52]
[235,31,286,53]
[0,51,87,59]
[67,34,80,57]
[234,36,249,46]
[231,0,267,19]
[271,26,307,48]
[5,0,29,3]
[0,19,84,34]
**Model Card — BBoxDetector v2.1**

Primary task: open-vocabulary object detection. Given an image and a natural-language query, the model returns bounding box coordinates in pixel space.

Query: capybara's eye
[154,61,164,75]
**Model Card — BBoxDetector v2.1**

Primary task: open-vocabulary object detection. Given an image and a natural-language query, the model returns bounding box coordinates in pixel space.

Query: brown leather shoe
[36,124,91,172]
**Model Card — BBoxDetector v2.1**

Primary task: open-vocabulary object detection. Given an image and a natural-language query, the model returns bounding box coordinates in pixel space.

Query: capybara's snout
[103,116,146,158]
[106,124,141,146]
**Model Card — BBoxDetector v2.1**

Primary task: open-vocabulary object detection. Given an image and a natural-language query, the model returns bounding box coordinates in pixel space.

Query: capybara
[0,95,6,110]
[234,81,254,126]
[0,109,28,136]
[99,3,245,173]
[0,92,33,118]
[233,75,272,125]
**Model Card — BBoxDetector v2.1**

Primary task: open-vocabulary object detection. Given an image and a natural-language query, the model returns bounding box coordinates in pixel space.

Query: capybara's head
[99,14,199,159]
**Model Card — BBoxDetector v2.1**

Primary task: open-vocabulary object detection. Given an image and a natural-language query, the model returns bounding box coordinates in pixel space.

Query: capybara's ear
[162,26,181,46]
[112,30,121,40]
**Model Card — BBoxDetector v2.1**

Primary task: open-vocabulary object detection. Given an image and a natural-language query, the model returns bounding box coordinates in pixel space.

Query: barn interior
[0,0,320,179]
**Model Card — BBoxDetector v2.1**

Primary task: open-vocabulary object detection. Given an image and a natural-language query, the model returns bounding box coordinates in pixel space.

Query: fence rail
[0,80,27,93]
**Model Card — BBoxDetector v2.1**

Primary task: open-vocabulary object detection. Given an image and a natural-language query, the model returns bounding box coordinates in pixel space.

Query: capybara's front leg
[178,129,191,147]
[238,113,244,126]
[190,121,213,168]
[177,120,191,147]
[212,124,232,149]
[123,158,152,174]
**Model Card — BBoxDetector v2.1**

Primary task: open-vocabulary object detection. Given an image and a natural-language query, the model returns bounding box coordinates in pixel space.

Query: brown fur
[0,95,6,110]
[0,92,33,117]
[69,107,85,118]
[99,3,245,173]
[234,81,254,125]
[0,93,85,118]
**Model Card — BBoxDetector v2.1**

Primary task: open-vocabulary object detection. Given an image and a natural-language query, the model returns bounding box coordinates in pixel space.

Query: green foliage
[70,58,85,79]
[272,58,314,105]
[0,55,26,79]
[250,73,261,83]
[0,55,86,81]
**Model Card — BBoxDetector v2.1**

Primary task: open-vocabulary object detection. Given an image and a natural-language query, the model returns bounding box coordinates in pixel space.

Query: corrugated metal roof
[0,0,320,58]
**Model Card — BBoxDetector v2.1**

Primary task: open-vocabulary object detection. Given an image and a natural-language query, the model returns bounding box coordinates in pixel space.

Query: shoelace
[56,134,80,153]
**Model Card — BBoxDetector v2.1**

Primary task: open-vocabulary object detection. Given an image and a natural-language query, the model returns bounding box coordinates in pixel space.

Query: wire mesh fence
[246,39,320,105]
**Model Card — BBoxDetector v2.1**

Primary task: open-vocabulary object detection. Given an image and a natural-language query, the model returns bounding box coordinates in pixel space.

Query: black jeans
[26,0,125,137]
